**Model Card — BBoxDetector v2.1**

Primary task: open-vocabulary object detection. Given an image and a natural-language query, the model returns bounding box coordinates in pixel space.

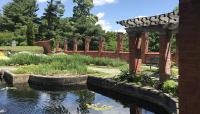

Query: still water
[0,82,168,114]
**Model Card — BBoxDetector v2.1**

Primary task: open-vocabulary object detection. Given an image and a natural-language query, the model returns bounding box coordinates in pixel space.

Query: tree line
[0,0,176,52]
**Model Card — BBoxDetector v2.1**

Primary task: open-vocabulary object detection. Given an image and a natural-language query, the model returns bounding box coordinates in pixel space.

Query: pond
[0,82,168,114]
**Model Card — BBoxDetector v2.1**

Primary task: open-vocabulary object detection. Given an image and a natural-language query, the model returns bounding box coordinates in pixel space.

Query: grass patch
[1,52,127,67]
[14,61,87,75]
[2,52,126,76]
[0,46,44,54]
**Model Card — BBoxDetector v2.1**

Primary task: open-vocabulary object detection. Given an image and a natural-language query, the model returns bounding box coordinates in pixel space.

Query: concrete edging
[3,70,30,85]
[29,75,88,86]
[87,76,178,114]
[3,70,88,86]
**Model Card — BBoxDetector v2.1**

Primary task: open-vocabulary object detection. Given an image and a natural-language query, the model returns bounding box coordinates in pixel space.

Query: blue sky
[0,0,179,32]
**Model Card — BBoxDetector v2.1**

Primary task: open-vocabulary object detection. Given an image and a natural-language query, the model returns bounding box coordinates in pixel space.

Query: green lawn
[0,46,44,54]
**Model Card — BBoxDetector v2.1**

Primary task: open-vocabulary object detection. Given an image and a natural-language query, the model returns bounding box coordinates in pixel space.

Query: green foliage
[73,0,93,19]
[26,21,35,46]
[2,0,38,32]
[162,80,178,96]
[114,70,133,82]
[72,0,105,39]
[0,0,38,46]
[39,0,65,40]
[104,32,116,51]
[149,32,159,52]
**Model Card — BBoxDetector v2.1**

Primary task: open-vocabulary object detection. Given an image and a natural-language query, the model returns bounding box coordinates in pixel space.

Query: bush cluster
[162,80,178,96]
[114,69,178,96]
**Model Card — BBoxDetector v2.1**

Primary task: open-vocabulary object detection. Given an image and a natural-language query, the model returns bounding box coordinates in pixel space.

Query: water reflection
[73,90,95,114]
[0,82,166,114]
[44,92,69,114]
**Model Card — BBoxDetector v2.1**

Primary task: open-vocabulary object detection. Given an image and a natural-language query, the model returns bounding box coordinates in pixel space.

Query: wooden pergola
[117,11,179,82]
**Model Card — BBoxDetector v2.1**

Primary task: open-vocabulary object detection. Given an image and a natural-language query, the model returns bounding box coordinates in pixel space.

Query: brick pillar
[56,41,61,53]
[159,32,171,83]
[73,38,78,52]
[116,32,124,54]
[85,37,91,52]
[34,40,52,54]
[98,37,104,55]
[128,32,142,74]
[141,32,149,63]
[64,39,68,53]
[179,0,200,114]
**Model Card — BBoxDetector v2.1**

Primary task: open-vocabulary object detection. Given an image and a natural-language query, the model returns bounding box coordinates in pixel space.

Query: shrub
[114,70,133,82]
[162,80,178,96]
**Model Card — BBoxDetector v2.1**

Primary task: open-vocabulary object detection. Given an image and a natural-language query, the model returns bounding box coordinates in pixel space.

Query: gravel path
[87,66,121,76]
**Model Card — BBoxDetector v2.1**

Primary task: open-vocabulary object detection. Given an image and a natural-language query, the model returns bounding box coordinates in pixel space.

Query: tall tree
[3,0,39,31]
[38,0,64,40]
[72,0,105,39]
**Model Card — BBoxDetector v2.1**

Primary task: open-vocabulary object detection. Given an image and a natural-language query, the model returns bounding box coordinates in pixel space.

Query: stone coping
[87,76,178,114]
[29,74,88,87]
[3,70,88,87]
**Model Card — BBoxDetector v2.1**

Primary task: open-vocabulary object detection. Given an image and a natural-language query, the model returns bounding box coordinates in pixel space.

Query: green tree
[3,0,38,31]
[149,32,159,52]
[104,32,117,51]
[26,21,35,45]
[72,0,105,39]
[38,0,64,40]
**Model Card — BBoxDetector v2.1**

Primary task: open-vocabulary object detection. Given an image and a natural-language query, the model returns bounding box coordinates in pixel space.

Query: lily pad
[86,103,112,111]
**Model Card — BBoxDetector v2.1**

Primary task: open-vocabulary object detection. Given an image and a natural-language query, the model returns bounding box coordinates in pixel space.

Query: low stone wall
[29,75,88,87]
[3,71,29,85]
[87,76,178,114]
[3,71,88,87]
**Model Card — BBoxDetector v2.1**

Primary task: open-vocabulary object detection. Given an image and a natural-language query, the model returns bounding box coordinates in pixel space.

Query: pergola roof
[117,11,179,32]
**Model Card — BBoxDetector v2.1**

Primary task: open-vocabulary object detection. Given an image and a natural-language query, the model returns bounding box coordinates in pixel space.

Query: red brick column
[128,32,142,74]
[141,32,149,63]
[73,38,78,52]
[85,37,91,52]
[64,39,68,53]
[159,32,171,83]
[34,40,52,54]
[179,0,200,114]
[98,37,105,55]
[116,32,124,54]
[56,41,62,53]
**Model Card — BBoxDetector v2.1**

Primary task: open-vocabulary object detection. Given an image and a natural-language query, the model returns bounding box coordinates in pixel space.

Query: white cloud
[96,12,112,32]
[135,16,146,18]
[114,28,126,33]
[96,12,105,19]
[93,0,116,6]
[37,0,48,3]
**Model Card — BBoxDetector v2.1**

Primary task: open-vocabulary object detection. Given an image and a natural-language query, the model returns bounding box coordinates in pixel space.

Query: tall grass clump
[15,61,87,75]
[1,52,127,68]
[7,52,46,65]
